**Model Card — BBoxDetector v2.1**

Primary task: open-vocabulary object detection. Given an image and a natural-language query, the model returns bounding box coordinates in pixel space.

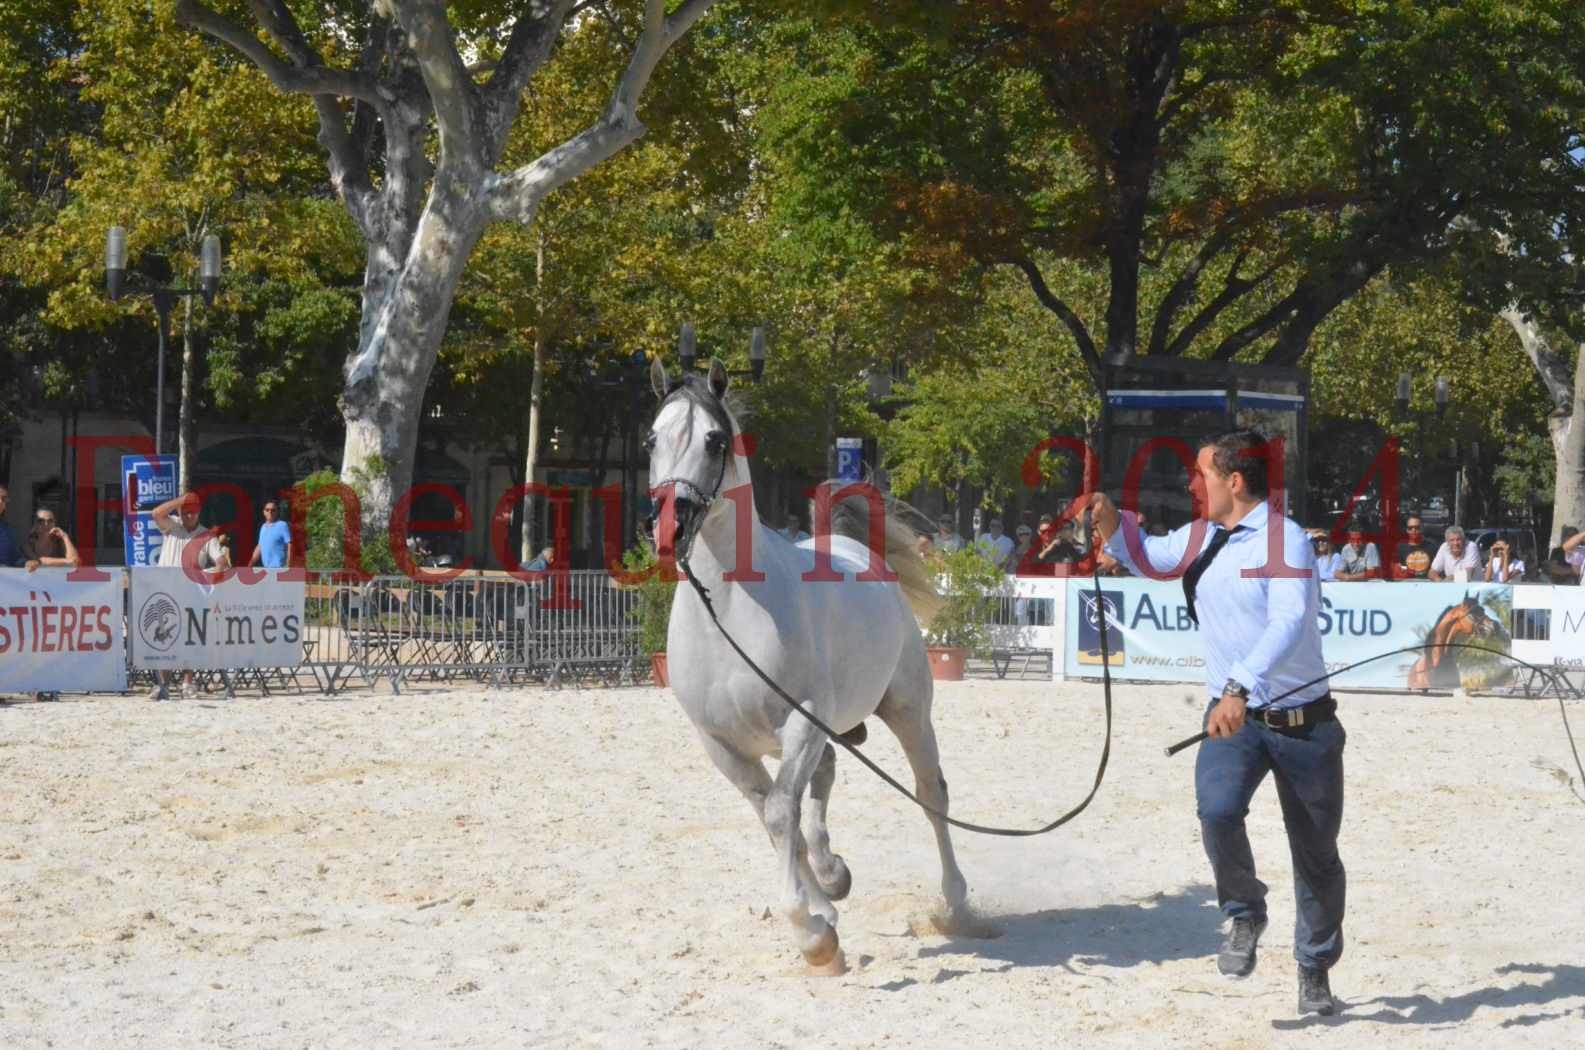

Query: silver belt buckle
[1286,707,1302,728]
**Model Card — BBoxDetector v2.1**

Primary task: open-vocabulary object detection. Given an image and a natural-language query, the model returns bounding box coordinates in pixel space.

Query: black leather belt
[1250,696,1336,730]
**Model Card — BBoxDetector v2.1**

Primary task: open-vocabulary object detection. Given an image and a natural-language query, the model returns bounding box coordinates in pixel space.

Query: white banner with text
[0,569,126,693]
[130,568,305,670]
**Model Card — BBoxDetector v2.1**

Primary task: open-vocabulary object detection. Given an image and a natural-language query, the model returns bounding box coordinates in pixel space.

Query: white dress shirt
[1104,504,1330,711]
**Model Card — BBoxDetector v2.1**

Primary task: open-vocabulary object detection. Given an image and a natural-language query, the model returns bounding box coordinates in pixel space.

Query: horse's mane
[811,480,945,627]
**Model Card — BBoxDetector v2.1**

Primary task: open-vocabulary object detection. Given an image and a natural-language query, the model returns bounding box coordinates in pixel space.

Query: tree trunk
[339,183,487,532]
[1499,309,1583,547]
[178,298,195,491]
[1549,347,1585,548]
[521,231,547,563]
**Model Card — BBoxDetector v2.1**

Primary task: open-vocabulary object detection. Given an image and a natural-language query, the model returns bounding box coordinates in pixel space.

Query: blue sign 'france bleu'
[121,454,178,567]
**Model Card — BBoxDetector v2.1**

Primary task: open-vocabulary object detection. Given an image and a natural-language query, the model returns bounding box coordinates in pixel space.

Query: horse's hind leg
[803,742,852,901]
[876,677,973,930]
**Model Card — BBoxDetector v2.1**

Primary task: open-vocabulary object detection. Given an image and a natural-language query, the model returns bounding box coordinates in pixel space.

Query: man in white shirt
[1089,430,1344,1017]
[1428,525,1482,581]
[974,517,1014,567]
[147,492,230,699]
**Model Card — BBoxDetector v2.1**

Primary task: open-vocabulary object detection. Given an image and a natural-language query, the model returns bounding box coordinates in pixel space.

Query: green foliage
[295,467,399,577]
[621,543,677,654]
[922,546,1003,653]
[1494,432,1555,509]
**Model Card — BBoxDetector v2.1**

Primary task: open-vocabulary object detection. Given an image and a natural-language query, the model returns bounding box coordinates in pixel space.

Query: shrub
[621,543,677,654]
[924,546,1004,654]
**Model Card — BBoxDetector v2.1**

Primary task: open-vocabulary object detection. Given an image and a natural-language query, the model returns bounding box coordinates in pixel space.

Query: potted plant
[922,546,1004,681]
[622,544,677,686]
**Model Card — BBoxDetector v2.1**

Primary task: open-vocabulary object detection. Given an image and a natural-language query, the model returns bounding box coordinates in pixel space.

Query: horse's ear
[650,356,669,400]
[707,357,730,399]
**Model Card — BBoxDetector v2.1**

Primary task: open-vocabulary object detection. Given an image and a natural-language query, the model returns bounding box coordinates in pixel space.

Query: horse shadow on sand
[1270,962,1585,1031]
[897,884,1222,984]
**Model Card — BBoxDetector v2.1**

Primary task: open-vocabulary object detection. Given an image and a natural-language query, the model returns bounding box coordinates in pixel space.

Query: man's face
[988,519,1003,537]
[1347,529,1364,548]
[938,519,953,536]
[1016,527,1032,545]
[1406,518,1423,541]
[1193,446,1234,523]
[1448,532,1465,556]
[180,496,201,529]
[264,503,279,521]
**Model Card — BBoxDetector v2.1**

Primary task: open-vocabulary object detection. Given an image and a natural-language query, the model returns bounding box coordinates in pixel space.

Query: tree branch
[386,0,486,174]
[1163,254,1283,358]
[1501,307,1576,413]
[173,1,388,108]
[483,0,579,160]
[1007,256,1101,382]
[1147,227,1237,355]
[174,0,384,234]
[485,0,721,223]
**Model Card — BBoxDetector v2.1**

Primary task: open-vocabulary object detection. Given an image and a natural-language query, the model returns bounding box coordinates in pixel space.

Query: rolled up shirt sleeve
[1103,510,1191,578]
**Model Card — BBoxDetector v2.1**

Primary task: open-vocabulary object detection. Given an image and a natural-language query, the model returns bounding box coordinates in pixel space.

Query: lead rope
[674,510,1114,838]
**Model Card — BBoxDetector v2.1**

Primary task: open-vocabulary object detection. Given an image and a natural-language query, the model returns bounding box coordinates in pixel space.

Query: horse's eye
[704,431,727,455]
[642,433,657,453]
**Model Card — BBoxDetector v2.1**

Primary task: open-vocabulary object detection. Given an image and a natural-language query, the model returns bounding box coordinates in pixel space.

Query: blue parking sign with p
[122,454,178,567]
[835,438,863,483]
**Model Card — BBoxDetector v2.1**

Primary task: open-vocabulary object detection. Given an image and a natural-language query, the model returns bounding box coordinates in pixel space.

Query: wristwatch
[1221,679,1250,701]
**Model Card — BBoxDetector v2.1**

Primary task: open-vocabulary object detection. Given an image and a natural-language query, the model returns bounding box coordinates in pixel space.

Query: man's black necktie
[1183,525,1247,626]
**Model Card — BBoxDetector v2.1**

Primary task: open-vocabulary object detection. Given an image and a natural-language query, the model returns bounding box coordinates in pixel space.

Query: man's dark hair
[1202,429,1272,501]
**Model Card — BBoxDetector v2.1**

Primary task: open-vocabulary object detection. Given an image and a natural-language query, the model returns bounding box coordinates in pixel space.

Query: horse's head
[646,357,738,562]
[1439,594,1498,643]
[1461,594,1499,638]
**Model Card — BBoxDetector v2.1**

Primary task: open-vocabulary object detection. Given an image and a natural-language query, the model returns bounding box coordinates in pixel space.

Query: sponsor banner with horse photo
[1068,578,1517,691]
[130,568,305,671]
[0,569,126,693]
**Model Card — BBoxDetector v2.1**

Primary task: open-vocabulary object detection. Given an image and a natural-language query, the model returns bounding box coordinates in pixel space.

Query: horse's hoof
[928,907,1001,940]
[806,947,847,977]
[803,923,841,968]
[817,856,852,901]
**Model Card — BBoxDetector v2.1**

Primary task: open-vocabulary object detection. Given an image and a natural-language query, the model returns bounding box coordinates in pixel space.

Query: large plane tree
[172,0,720,528]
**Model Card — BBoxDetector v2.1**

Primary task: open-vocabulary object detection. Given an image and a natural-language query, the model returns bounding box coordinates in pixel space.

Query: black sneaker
[1298,964,1338,1015]
[1217,915,1268,977]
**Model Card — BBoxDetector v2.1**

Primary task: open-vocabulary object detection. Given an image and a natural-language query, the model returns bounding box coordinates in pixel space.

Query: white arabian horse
[645,358,977,973]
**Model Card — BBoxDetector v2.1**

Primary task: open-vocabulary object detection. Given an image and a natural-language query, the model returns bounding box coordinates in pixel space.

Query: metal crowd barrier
[308,570,649,692]
[94,569,651,698]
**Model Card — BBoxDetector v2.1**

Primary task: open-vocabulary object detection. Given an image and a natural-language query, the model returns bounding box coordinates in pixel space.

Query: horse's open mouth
[650,489,707,563]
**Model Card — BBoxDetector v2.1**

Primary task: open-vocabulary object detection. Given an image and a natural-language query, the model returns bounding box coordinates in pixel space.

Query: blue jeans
[1195,703,1347,970]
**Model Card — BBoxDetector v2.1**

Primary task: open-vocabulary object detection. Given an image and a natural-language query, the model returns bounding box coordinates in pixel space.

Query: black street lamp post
[104,226,222,456]
[677,322,767,382]
[1395,372,1451,517]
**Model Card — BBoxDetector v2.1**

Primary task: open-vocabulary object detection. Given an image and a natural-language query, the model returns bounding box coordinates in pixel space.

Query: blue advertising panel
[1066,578,1515,692]
[121,454,178,567]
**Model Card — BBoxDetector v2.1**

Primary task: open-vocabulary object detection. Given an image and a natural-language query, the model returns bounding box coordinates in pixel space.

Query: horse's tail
[812,480,945,627]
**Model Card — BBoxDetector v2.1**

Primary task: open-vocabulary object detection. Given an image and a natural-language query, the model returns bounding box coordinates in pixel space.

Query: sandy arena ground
[1,676,1581,1049]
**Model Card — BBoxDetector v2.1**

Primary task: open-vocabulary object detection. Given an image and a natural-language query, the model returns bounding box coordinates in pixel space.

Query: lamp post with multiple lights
[104,226,222,463]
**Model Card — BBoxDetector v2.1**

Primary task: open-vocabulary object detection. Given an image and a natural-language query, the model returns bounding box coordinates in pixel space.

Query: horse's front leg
[766,718,843,970]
